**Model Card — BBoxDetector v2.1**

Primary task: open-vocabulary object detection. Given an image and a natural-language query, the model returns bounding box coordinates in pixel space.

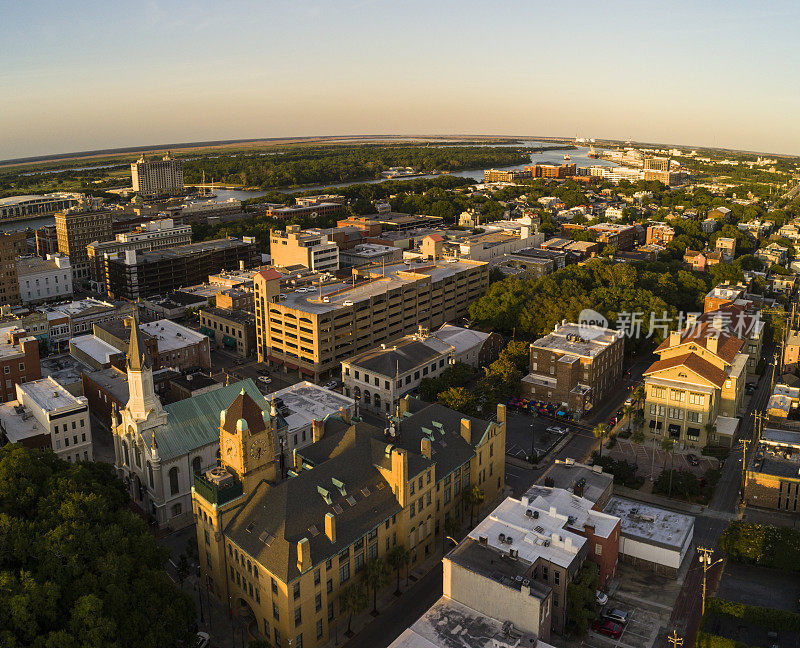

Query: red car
[592,619,623,639]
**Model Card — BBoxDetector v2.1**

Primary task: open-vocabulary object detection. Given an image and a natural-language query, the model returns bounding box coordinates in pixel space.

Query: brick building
[0,325,42,403]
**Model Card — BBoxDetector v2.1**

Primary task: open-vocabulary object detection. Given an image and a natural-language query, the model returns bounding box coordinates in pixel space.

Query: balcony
[193,472,244,506]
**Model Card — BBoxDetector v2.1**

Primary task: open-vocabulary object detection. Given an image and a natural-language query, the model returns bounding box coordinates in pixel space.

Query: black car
[686,453,699,466]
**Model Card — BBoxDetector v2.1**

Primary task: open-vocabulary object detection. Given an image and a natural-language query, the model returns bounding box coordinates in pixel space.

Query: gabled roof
[153,379,273,461]
[655,320,743,364]
[644,353,728,388]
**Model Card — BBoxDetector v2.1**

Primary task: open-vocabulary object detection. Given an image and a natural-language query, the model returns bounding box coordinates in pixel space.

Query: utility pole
[697,547,724,616]
[753,412,765,444]
[667,630,683,648]
[739,439,750,503]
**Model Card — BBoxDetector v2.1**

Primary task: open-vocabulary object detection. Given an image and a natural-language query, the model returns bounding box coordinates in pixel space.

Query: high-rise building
[131,152,184,196]
[55,207,114,283]
[0,231,27,306]
[269,226,340,271]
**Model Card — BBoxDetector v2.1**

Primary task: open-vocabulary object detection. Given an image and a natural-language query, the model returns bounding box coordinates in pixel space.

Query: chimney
[496,403,507,427]
[339,406,352,424]
[391,448,408,506]
[312,419,324,443]
[460,418,472,444]
[668,330,681,347]
[296,537,311,573]
[421,437,432,459]
[573,482,584,498]
[706,336,719,355]
[397,396,410,417]
[324,512,336,543]
[293,449,302,472]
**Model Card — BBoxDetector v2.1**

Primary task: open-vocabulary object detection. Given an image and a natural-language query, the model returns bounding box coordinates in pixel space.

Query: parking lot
[582,603,663,648]
[505,411,569,461]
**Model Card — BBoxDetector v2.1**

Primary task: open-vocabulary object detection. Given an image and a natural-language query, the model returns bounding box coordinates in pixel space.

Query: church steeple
[124,313,164,422]
[127,312,152,372]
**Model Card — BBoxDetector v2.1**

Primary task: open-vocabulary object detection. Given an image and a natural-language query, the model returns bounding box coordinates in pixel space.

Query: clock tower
[219,389,277,492]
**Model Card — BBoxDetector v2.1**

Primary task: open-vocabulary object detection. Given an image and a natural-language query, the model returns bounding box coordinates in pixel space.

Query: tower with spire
[125,313,165,422]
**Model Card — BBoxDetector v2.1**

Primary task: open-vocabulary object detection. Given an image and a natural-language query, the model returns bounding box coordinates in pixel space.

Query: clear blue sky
[2,0,799,159]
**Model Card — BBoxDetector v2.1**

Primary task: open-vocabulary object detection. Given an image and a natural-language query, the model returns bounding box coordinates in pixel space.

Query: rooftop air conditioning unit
[525,509,533,518]
[499,533,506,542]
[205,467,234,489]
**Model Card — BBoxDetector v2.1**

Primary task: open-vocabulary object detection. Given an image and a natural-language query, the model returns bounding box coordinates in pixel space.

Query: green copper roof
[154,379,271,462]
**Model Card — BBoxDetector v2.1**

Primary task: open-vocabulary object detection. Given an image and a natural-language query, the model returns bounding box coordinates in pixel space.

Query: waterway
[4,141,616,230]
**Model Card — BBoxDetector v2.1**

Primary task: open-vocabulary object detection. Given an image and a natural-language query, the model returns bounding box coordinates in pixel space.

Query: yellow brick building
[192,394,507,648]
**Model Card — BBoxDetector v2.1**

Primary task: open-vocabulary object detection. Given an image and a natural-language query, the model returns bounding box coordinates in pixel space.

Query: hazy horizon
[2,0,799,160]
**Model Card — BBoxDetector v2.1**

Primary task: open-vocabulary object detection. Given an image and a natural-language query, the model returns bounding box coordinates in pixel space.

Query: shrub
[653,469,701,500]
[707,597,800,631]
[696,632,749,648]
[590,454,643,489]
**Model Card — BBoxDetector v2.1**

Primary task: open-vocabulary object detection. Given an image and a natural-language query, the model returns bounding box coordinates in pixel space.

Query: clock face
[250,438,267,460]
[224,438,239,460]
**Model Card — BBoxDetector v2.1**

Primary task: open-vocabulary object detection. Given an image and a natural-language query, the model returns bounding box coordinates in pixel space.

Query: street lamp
[697,547,723,616]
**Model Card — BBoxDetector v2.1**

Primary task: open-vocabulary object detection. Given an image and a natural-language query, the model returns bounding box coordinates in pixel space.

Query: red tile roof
[655,320,743,364]
[255,268,282,281]
[644,352,729,388]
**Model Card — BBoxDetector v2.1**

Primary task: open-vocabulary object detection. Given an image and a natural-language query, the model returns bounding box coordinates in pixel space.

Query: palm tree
[633,385,646,408]
[661,437,676,496]
[593,423,610,459]
[386,545,410,595]
[462,485,485,527]
[361,557,391,615]
[339,583,367,636]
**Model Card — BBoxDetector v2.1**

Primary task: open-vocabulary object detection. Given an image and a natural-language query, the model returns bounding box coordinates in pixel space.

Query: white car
[546,425,567,435]
[596,591,609,606]
[258,376,272,385]
[195,632,211,648]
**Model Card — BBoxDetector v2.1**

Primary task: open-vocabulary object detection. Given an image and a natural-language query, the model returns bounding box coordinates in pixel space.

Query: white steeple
[124,314,164,422]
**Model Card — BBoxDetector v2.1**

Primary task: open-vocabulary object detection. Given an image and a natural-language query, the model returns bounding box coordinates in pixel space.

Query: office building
[0,377,91,462]
[192,396,506,648]
[0,325,42,402]
[35,225,59,257]
[0,231,27,306]
[253,259,489,381]
[642,323,747,448]
[263,195,346,220]
[521,322,625,415]
[338,243,401,268]
[200,307,256,357]
[524,163,577,179]
[55,207,114,283]
[587,223,637,251]
[342,325,499,414]
[270,226,340,271]
[104,238,259,301]
[483,169,531,183]
[0,193,82,223]
[16,254,73,304]
[131,152,184,196]
[87,219,192,286]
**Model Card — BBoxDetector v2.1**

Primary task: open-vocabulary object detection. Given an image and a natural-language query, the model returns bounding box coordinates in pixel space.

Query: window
[169,467,180,495]
[339,562,350,584]
[273,602,279,620]
[410,503,415,518]
[314,568,321,586]
[293,582,300,600]
[326,579,333,594]
[315,592,322,612]
[328,600,334,620]
[192,456,202,474]
[670,389,684,401]
[295,607,302,627]
[295,634,303,648]
[354,552,365,573]
[317,619,323,639]
[554,571,560,585]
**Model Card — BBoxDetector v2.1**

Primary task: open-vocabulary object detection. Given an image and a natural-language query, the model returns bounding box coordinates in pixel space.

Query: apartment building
[104,238,259,301]
[587,223,637,251]
[0,325,42,403]
[642,323,747,448]
[37,298,134,352]
[756,242,789,267]
[0,377,91,462]
[341,325,497,414]
[521,322,625,415]
[16,254,73,304]
[716,237,737,261]
[270,226,340,271]
[0,231,27,306]
[646,224,675,246]
[525,163,577,179]
[483,169,531,183]
[253,259,489,381]
[704,284,749,313]
[131,152,184,196]
[55,207,114,283]
[87,218,192,286]
[193,395,506,648]
[35,225,59,257]
[684,250,721,272]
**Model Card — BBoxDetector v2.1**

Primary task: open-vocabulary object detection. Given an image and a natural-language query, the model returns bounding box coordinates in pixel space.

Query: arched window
[192,456,202,474]
[169,467,180,495]
[147,461,154,488]
[122,440,130,466]
[134,445,142,468]
[374,394,381,410]
[353,386,361,400]
[364,390,371,405]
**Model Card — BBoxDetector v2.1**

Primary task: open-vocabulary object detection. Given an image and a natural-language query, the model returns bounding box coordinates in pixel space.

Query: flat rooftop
[0,400,47,443]
[71,335,120,365]
[20,376,87,413]
[266,381,353,433]
[278,259,486,315]
[38,297,118,318]
[536,460,612,504]
[761,426,800,449]
[533,323,622,359]
[139,319,206,352]
[468,496,587,570]
[0,326,27,360]
[603,496,694,551]
[526,486,619,539]
[111,237,252,264]
[41,353,90,388]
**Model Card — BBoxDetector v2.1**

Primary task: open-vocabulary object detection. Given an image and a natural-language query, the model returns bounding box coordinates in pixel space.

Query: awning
[668,424,681,437]
[222,335,237,348]
[199,326,214,336]
[687,427,701,438]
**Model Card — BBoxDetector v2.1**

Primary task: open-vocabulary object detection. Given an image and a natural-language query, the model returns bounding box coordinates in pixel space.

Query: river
[4,141,616,230]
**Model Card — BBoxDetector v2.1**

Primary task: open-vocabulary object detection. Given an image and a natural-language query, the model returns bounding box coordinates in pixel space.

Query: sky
[2,0,800,160]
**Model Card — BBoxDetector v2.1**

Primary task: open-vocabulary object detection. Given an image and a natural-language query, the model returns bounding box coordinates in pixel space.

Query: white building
[0,376,91,462]
[342,325,494,414]
[602,496,694,577]
[131,153,184,196]
[17,254,73,304]
[605,206,625,221]
[265,381,354,469]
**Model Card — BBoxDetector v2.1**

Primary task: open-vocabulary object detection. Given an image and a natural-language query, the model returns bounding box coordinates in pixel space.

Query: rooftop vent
[332,503,344,514]
[308,525,320,537]
[258,531,274,545]
[346,496,357,507]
